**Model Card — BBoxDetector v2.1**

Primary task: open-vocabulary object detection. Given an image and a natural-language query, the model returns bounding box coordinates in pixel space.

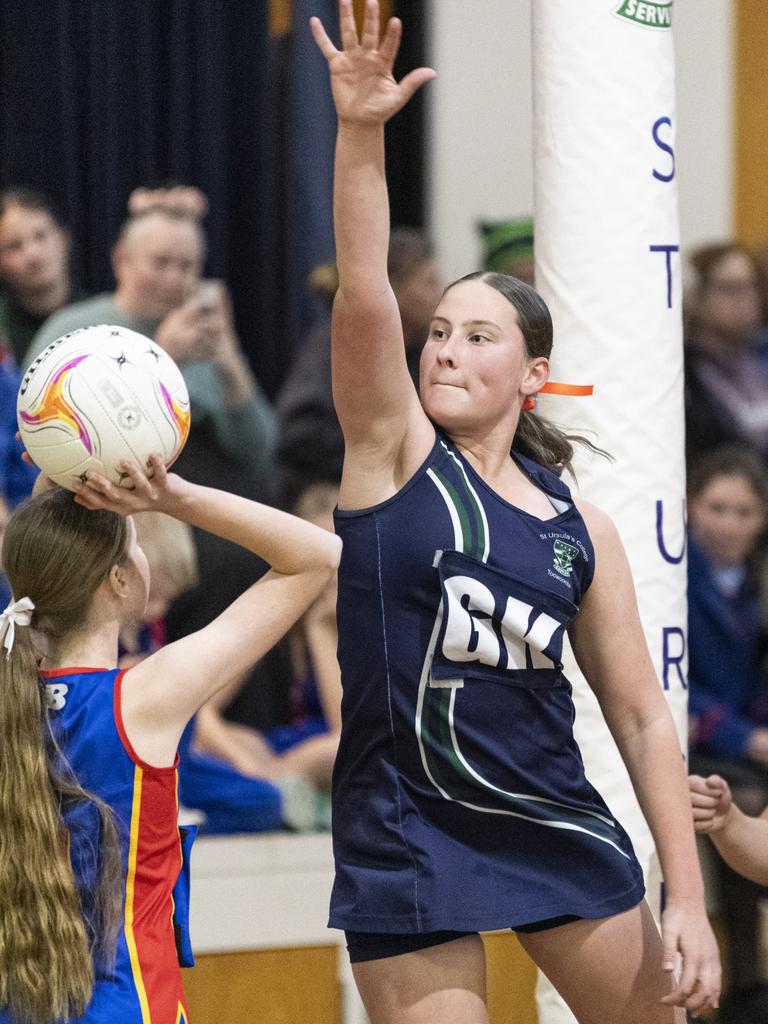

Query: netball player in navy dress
[0,458,340,1024]
[310,3,720,1021]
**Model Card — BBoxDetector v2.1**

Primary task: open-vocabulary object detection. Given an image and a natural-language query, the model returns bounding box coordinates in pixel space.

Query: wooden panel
[353,0,391,33]
[183,946,341,1024]
[483,932,539,1024]
[734,1,768,246]
[269,0,291,36]
[183,933,536,1024]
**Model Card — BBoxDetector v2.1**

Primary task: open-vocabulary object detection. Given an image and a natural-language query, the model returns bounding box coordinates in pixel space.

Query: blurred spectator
[0,357,37,506]
[128,184,209,221]
[194,481,341,808]
[478,216,535,286]
[276,227,441,508]
[684,242,768,465]
[119,510,199,668]
[388,228,443,372]
[687,445,768,1012]
[0,189,83,367]
[689,447,768,765]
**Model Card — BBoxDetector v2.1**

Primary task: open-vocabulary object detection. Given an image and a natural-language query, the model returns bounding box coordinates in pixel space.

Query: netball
[17,324,190,490]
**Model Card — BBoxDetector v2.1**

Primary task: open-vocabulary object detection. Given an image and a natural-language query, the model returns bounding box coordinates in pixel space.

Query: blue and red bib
[0,668,191,1024]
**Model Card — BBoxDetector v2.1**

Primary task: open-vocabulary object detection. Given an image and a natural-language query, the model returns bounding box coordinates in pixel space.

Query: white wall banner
[531,1,686,1021]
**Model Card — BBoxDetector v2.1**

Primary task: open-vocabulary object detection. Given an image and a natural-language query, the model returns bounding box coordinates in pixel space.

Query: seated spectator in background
[0,355,37,506]
[276,227,441,509]
[25,203,277,690]
[478,215,535,286]
[193,482,341,810]
[687,445,768,1017]
[0,188,83,367]
[388,228,444,382]
[688,447,768,764]
[119,509,199,667]
[128,184,208,220]
[684,242,768,466]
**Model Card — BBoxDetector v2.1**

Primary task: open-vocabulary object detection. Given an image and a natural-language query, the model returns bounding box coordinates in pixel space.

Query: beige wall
[427,0,736,274]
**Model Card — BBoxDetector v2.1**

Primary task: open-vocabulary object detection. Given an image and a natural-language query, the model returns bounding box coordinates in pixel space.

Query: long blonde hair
[0,489,125,1023]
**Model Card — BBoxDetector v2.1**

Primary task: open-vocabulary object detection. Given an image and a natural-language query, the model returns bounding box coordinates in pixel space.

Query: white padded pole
[532,2,685,1019]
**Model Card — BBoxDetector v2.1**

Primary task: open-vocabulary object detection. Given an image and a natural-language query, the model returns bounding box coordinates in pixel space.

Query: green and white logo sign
[613,0,672,29]
[553,539,579,577]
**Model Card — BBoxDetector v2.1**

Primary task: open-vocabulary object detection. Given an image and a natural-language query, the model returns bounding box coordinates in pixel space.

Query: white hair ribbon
[0,596,35,658]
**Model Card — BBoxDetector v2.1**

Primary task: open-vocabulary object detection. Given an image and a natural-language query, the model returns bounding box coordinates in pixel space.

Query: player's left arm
[569,500,720,1012]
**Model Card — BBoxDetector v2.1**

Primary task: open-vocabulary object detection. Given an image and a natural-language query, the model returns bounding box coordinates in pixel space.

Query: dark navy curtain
[0,0,284,395]
[389,0,428,230]
[273,0,339,369]
[0,0,425,398]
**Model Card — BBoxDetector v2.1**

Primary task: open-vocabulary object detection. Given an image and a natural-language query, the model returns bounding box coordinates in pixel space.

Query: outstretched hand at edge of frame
[310,0,436,127]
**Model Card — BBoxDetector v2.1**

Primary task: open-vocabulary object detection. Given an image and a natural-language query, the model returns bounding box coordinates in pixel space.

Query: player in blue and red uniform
[310,3,720,1021]
[0,457,340,1024]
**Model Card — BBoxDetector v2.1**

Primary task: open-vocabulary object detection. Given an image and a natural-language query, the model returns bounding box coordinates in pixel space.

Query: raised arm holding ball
[0,455,340,1024]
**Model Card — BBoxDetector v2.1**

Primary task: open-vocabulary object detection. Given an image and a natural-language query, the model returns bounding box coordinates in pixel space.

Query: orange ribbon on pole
[540,382,594,397]
[523,382,594,411]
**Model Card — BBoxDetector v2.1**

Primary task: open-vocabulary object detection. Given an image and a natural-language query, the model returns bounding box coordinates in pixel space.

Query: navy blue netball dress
[330,433,645,934]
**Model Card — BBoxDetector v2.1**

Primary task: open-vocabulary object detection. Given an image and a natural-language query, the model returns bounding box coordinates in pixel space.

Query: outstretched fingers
[145,452,167,488]
[360,0,380,50]
[311,0,435,125]
[339,0,359,51]
[378,16,401,68]
[398,66,438,104]
[314,0,394,60]
[309,16,338,61]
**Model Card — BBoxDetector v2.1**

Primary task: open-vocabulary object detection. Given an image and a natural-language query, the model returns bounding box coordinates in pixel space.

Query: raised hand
[689,773,733,834]
[310,0,435,127]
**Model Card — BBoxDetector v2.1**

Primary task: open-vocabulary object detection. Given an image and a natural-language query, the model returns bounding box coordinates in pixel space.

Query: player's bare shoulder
[574,498,621,549]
